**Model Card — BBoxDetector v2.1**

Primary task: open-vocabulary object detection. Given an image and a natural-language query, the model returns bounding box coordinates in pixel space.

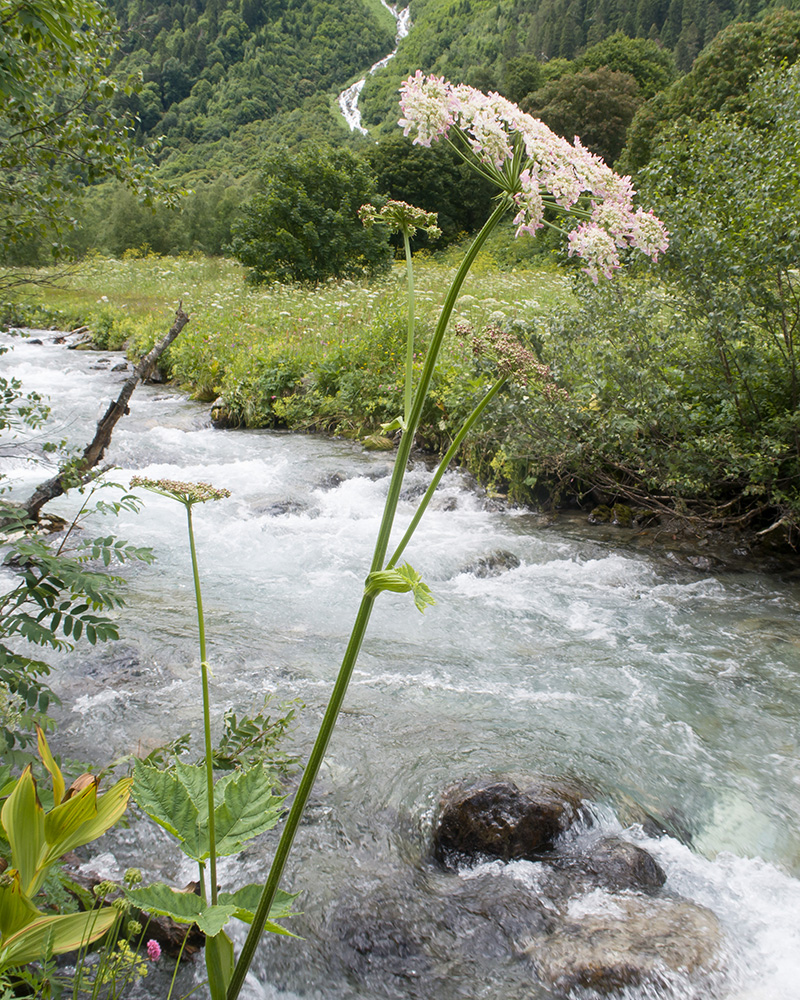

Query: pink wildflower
[398,73,668,279]
[146,939,161,962]
[567,224,621,283]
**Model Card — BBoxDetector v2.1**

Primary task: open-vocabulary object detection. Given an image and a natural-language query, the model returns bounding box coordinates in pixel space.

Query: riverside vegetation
[0,71,679,998]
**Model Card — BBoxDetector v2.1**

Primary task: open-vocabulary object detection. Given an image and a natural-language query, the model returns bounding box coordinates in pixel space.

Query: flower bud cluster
[359,200,441,240]
[399,72,669,282]
[457,321,568,398]
[130,476,231,506]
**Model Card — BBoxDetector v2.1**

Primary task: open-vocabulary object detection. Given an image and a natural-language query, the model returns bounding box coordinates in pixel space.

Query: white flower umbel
[399,71,669,281]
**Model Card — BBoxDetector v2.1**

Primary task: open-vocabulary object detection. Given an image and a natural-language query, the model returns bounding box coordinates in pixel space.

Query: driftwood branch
[24,304,190,520]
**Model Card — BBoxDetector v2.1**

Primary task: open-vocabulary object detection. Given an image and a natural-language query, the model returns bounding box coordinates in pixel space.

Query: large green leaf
[0,870,41,940]
[173,761,209,813]
[217,884,298,924]
[123,883,237,935]
[1,767,45,896]
[0,907,118,971]
[132,762,201,859]
[216,883,298,937]
[211,767,284,857]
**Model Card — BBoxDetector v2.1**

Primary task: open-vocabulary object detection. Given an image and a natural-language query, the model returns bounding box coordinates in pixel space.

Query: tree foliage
[521,66,642,164]
[0,0,166,267]
[622,7,800,170]
[228,146,391,284]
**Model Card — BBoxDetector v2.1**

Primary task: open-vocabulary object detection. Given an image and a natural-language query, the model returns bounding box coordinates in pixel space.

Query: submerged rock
[433,779,583,867]
[525,892,721,993]
[460,549,521,578]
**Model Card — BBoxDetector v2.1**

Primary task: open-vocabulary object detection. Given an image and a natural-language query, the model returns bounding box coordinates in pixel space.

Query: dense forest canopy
[2,0,800,259]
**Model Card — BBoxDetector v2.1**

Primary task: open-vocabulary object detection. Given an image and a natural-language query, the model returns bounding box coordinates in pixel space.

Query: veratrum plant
[0,727,131,976]
[126,478,295,1000]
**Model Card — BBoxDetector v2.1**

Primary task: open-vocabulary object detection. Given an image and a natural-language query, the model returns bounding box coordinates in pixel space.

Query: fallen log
[23,304,190,520]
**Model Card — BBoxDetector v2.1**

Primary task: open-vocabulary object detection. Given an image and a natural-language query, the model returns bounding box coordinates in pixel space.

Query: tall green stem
[403,229,415,425]
[387,376,507,570]
[186,504,217,907]
[227,197,509,1000]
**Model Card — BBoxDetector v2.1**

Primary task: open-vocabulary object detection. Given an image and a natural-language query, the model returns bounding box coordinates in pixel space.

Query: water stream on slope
[338,2,411,134]
[2,331,800,1000]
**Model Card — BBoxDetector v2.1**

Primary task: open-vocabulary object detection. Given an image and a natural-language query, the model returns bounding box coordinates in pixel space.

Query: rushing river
[2,330,800,1000]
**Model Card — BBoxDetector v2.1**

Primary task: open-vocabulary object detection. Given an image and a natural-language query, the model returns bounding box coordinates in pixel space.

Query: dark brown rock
[433,779,582,867]
[583,836,666,892]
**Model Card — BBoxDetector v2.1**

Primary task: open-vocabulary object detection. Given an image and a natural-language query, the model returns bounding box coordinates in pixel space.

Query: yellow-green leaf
[36,726,65,807]
[0,908,118,971]
[0,870,41,940]
[42,782,98,869]
[54,776,132,859]
[1,768,45,897]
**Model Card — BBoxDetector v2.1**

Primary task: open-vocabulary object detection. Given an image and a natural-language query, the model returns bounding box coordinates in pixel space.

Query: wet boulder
[525,892,722,994]
[433,779,583,867]
[460,550,521,578]
[582,836,666,893]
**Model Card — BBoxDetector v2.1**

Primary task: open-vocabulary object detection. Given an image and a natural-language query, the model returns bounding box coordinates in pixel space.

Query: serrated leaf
[218,883,299,927]
[132,762,201,859]
[124,883,237,936]
[211,767,284,857]
[173,761,209,813]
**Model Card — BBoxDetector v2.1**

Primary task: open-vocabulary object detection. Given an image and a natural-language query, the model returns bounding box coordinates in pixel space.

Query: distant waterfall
[338,1,412,134]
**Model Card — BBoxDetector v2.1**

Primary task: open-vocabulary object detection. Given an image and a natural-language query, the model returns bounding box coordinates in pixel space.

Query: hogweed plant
[190,78,664,998]
[359,200,441,429]
[125,478,294,1000]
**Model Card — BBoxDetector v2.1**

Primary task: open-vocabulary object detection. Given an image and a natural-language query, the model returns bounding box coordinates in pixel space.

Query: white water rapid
[338,1,411,134]
[3,331,800,1000]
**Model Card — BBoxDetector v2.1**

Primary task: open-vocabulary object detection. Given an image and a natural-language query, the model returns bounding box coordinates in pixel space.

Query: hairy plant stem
[403,228,415,424]
[226,196,510,1000]
[387,375,507,569]
[186,503,217,908]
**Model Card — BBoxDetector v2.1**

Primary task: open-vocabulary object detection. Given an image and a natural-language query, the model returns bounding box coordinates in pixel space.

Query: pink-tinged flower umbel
[398,73,668,280]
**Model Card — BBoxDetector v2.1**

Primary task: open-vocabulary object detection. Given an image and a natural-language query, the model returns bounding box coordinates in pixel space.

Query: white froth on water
[3,332,800,999]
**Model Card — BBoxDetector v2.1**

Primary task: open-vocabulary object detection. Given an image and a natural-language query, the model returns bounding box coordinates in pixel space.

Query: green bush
[228,145,391,285]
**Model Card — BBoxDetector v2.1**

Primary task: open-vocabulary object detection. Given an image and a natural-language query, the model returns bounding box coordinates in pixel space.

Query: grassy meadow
[2,246,572,462]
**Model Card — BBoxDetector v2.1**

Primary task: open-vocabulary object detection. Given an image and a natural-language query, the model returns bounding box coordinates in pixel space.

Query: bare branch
[23,304,190,520]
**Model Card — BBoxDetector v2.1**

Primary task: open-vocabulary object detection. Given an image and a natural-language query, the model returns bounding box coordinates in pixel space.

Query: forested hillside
[106,0,395,176]
[6,0,800,260]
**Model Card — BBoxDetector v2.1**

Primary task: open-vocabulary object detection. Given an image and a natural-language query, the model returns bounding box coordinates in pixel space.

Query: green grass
[3,248,572,413]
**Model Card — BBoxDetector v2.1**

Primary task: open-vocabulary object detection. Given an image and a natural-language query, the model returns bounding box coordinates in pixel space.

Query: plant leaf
[0,869,42,939]
[52,776,132,860]
[123,883,237,935]
[132,762,202,859]
[205,929,234,1000]
[35,725,64,806]
[211,767,284,857]
[0,908,118,971]
[1,767,45,896]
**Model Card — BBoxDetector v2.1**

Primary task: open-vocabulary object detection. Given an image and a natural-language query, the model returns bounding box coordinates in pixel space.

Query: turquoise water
[3,331,799,999]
